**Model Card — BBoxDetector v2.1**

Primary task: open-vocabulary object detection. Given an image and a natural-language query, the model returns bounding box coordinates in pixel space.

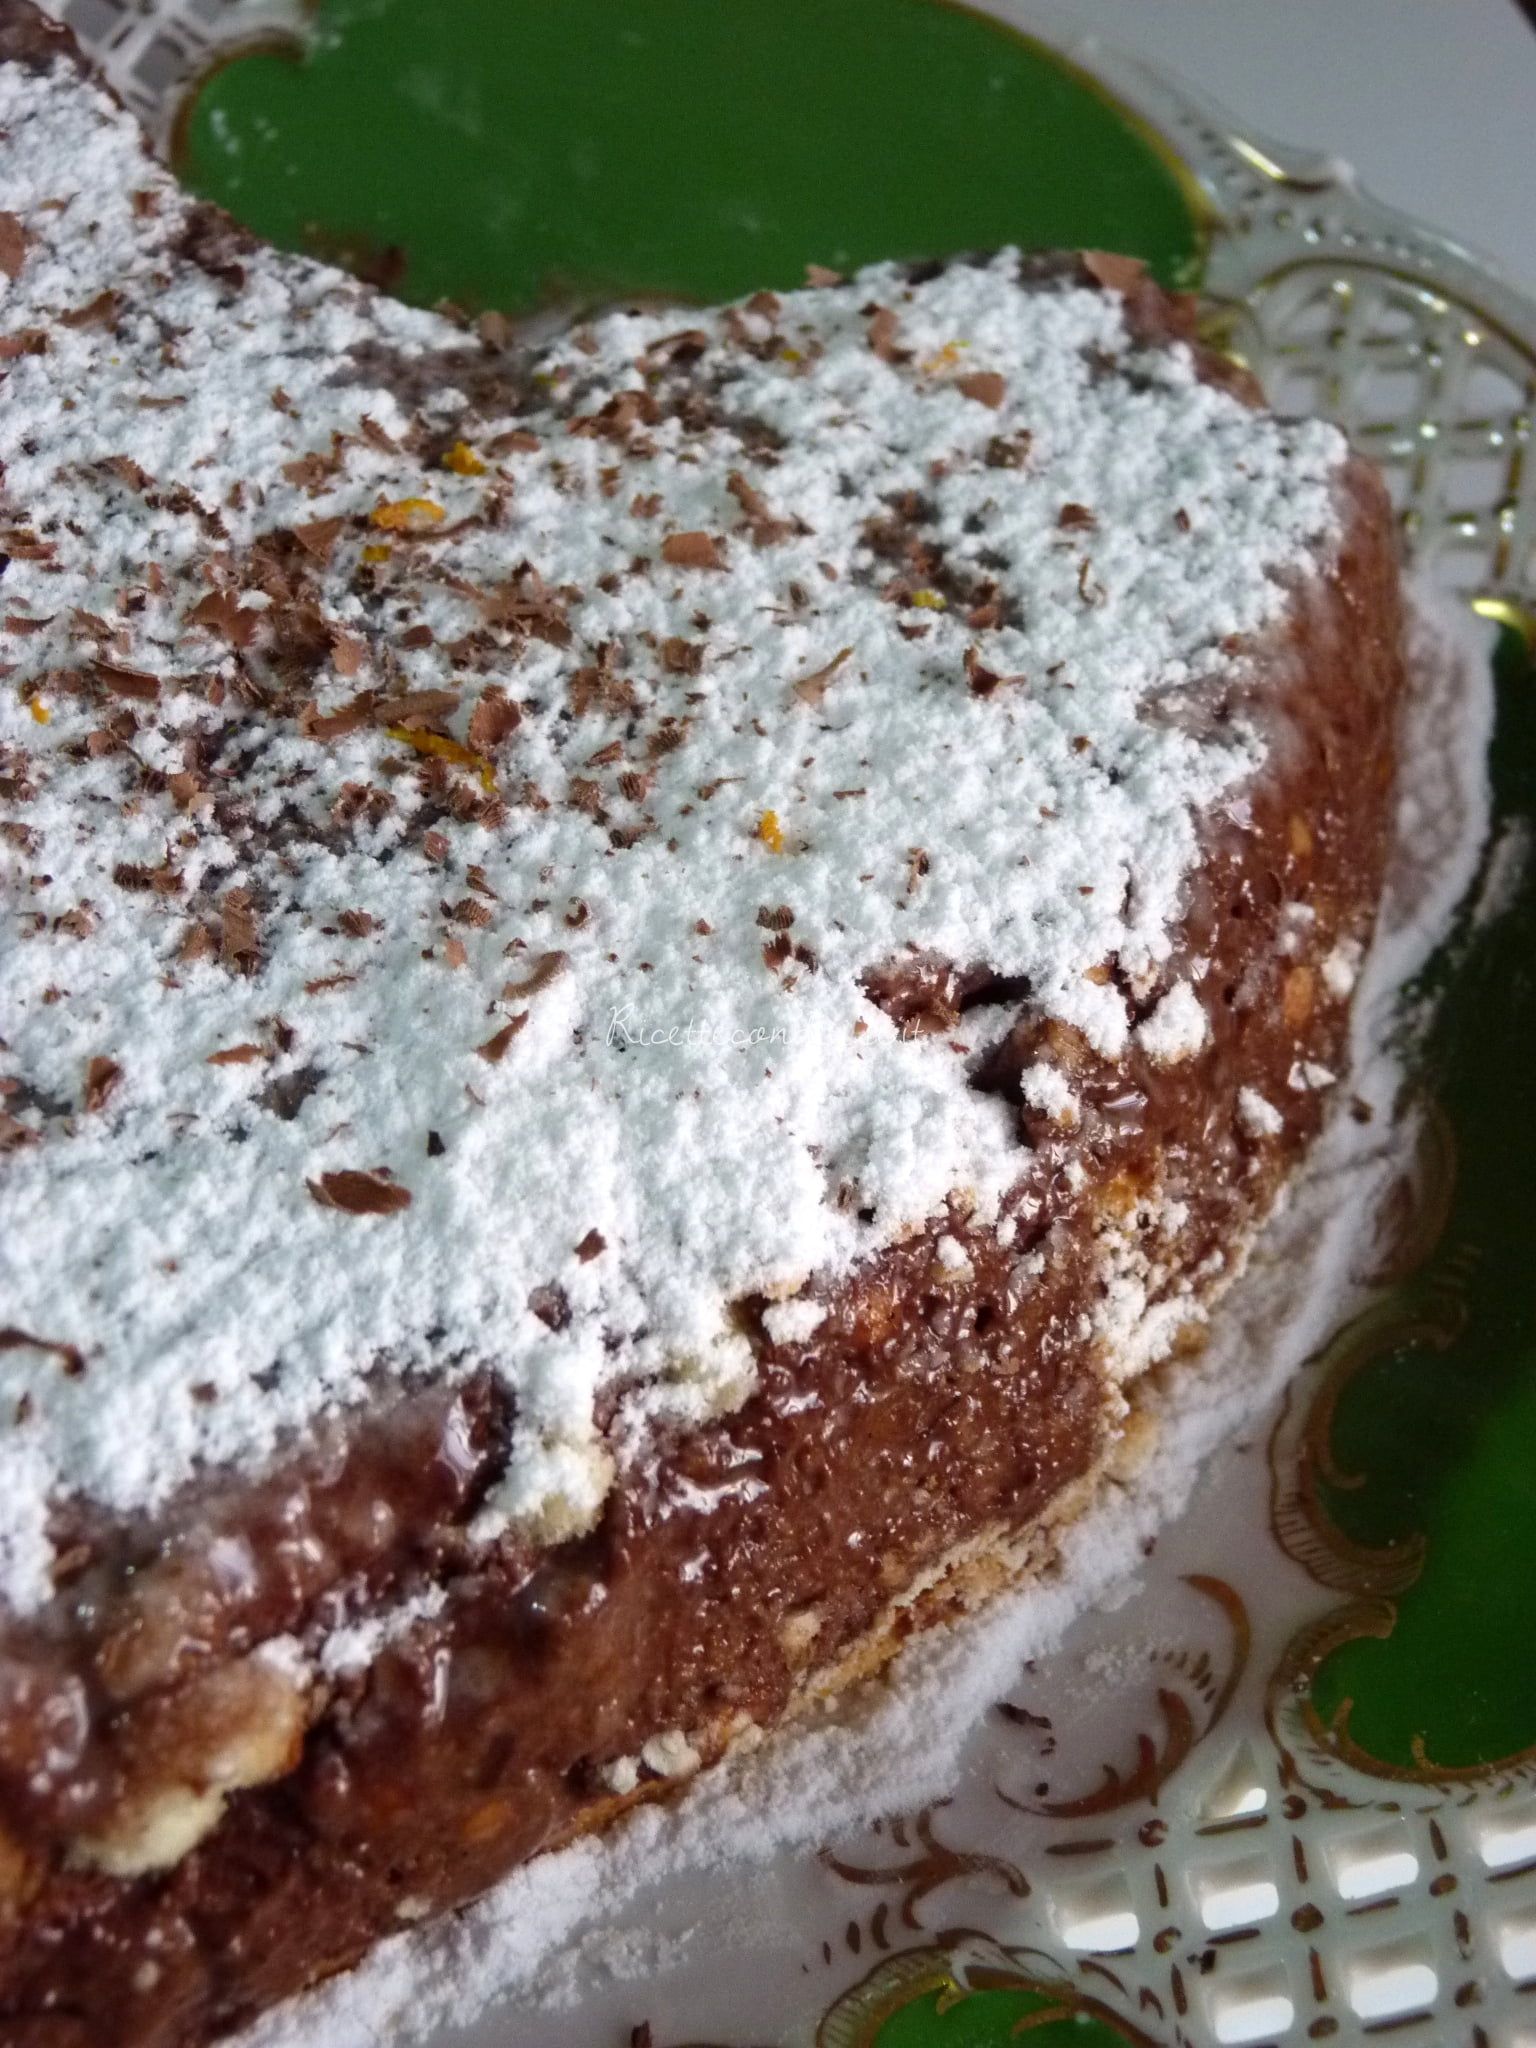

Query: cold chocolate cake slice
[0,6,1406,2042]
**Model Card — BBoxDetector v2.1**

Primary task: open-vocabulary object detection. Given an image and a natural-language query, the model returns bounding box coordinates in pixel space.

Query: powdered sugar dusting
[0,53,1348,1608]
[1136,977,1209,1063]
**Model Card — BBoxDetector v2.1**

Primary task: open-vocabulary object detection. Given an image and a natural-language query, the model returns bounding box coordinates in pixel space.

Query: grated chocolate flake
[956,371,1007,409]
[790,645,853,708]
[466,686,521,752]
[866,306,909,363]
[501,951,567,999]
[661,531,728,572]
[82,1054,121,1112]
[307,1168,413,1215]
[219,888,259,972]
[476,1014,528,1062]
[0,208,28,277]
[93,660,161,702]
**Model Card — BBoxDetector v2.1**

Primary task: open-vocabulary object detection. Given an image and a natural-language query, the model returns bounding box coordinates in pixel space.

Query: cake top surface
[0,43,1348,1612]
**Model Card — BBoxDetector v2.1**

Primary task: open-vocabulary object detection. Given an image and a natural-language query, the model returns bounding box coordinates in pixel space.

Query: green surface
[1310,627,1536,1773]
[177,0,1200,318]
[875,1986,1131,2046]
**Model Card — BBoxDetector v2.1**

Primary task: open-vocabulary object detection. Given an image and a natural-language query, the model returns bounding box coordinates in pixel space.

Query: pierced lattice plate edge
[1023,12,1536,643]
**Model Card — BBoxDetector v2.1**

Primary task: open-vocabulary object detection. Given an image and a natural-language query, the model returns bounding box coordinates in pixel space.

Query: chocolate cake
[0,7,1405,2042]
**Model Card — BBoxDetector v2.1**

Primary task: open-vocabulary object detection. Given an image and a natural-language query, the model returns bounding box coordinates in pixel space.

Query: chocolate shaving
[984,431,1032,470]
[59,289,118,330]
[476,1014,528,1062]
[726,470,795,546]
[791,645,853,707]
[0,1327,85,1378]
[643,328,709,368]
[660,636,704,675]
[0,526,52,559]
[358,414,399,454]
[444,897,493,928]
[1058,503,1096,531]
[866,306,910,364]
[486,427,541,456]
[479,563,572,646]
[0,329,47,359]
[330,631,365,677]
[93,661,161,701]
[292,516,346,561]
[661,531,727,571]
[112,860,182,895]
[175,200,256,290]
[527,1282,570,1330]
[501,951,567,999]
[1081,250,1147,296]
[756,904,795,930]
[567,388,660,443]
[956,371,1006,409]
[207,1043,265,1065]
[187,589,260,646]
[282,449,342,490]
[0,211,28,279]
[103,455,151,493]
[374,689,460,730]
[82,1056,122,1112]
[575,1229,606,1261]
[964,645,1026,698]
[568,648,637,718]
[337,910,378,938]
[307,1169,412,1215]
[258,1066,323,1121]
[220,887,259,973]
[300,690,376,741]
